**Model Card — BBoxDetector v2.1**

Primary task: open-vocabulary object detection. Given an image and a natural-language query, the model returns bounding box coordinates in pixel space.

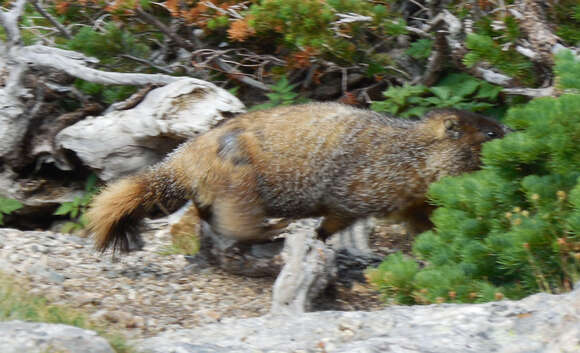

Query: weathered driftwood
[190,217,339,314]
[0,0,183,163]
[270,231,336,315]
[55,78,245,181]
[0,0,244,212]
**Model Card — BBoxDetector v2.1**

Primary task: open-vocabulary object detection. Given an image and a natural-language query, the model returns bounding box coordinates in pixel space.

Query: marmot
[87,102,509,253]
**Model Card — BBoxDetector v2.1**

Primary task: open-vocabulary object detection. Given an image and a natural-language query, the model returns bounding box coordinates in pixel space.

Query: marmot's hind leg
[211,193,287,242]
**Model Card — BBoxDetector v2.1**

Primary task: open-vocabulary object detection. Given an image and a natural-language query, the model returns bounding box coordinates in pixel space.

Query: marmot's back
[217,103,409,218]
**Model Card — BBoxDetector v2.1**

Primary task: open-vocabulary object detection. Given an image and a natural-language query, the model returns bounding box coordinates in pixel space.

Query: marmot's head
[424,109,510,143]
[422,109,510,173]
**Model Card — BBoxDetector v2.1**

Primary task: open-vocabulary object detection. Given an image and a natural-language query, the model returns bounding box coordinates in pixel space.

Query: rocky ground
[2,225,578,353]
[0,223,388,340]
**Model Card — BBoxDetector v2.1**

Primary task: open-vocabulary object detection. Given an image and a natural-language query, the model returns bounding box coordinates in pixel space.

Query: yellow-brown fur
[87,102,509,253]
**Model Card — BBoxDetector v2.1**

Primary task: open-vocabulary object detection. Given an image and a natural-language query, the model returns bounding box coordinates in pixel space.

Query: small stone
[30,244,49,254]
[26,264,65,284]
[75,293,103,307]
[96,310,134,325]
[125,315,145,329]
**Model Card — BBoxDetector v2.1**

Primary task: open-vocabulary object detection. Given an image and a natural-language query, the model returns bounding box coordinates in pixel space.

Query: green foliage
[246,0,401,63]
[250,77,308,110]
[553,1,580,45]
[369,91,580,304]
[207,15,230,30]
[0,197,23,225]
[463,34,535,85]
[366,253,418,304]
[54,174,98,233]
[66,23,150,64]
[371,73,502,118]
[554,49,580,90]
[75,81,137,105]
[406,39,433,60]
[64,23,146,103]
[0,273,133,353]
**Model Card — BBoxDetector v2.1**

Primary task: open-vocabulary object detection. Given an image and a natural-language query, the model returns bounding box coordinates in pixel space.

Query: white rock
[0,321,114,353]
[56,78,245,180]
[135,287,580,353]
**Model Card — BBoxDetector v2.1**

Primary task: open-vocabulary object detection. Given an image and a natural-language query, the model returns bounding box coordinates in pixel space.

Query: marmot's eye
[487,131,498,138]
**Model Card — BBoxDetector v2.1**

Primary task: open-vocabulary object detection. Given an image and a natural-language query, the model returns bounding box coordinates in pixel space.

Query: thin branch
[31,0,71,39]
[407,0,428,12]
[120,54,175,74]
[17,45,181,86]
[515,45,538,60]
[476,67,514,86]
[503,86,555,97]
[43,82,91,103]
[405,25,434,39]
[419,31,446,85]
[202,1,248,20]
[134,7,196,51]
[107,85,157,112]
[193,48,286,91]
[214,59,270,91]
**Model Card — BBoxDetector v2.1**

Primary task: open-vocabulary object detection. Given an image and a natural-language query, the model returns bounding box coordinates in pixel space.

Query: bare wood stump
[270,231,336,315]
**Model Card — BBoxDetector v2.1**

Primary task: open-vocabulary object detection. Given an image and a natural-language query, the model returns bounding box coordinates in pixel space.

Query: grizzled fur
[87,102,509,253]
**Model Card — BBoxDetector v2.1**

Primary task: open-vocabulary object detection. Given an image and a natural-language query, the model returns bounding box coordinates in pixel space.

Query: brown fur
[87,102,509,253]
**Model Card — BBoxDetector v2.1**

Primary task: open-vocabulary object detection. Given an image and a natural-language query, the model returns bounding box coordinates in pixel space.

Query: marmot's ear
[444,117,459,131]
[443,117,462,139]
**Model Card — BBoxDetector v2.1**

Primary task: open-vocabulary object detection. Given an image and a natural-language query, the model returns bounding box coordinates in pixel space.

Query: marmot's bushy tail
[87,166,188,253]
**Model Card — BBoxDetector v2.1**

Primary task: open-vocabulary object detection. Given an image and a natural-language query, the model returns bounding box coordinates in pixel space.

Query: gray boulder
[0,321,114,353]
[136,286,579,353]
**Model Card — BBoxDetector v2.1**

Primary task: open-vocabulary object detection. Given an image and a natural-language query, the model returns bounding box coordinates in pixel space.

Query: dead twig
[193,48,290,91]
[134,7,196,51]
[107,85,158,112]
[120,54,175,74]
[503,86,555,98]
[31,0,71,39]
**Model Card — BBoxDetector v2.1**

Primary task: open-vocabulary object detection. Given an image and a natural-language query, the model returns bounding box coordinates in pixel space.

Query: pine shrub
[368,52,580,304]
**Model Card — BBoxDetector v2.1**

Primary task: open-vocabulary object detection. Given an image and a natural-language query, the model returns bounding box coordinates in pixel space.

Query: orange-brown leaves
[228,18,254,42]
[339,91,359,106]
[55,0,69,14]
[287,47,317,69]
[165,0,180,17]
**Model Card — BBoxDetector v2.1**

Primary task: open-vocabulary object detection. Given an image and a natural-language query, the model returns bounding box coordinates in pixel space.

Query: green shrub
[368,54,580,304]
[406,39,433,61]
[246,0,401,63]
[371,73,503,118]
[65,23,145,103]
[250,77,308,110]
[54,174,98,233]
[553,1,580,46]
[74,81,137,105]
[554,49,580,90]
[463,33,535,85]
[66,23,150,64]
